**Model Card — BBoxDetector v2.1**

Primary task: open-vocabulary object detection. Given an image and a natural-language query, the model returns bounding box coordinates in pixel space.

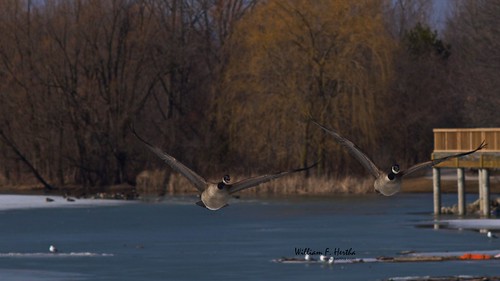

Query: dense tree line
[0,0,498,192]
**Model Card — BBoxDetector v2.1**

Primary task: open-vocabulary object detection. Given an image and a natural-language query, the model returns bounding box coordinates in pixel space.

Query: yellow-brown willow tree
[214,0,395,177]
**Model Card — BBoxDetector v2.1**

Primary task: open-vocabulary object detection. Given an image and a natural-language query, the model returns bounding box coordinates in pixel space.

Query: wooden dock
[432,128,500,217]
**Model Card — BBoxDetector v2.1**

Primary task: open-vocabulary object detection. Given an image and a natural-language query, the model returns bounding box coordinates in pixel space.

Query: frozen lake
[0,193,498,280]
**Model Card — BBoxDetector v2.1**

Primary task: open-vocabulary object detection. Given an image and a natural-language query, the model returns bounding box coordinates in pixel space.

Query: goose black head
[217,175,231,190]
[387,164,400,181]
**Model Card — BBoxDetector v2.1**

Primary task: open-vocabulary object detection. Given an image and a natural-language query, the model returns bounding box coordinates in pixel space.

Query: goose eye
[391,164,400,174]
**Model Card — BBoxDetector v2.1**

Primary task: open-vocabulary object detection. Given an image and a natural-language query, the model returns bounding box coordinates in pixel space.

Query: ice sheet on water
[409,249,500,257]
[0,195,132,211]
[439,219,500,230]
[0,252,114,258]
[389,276,476,281]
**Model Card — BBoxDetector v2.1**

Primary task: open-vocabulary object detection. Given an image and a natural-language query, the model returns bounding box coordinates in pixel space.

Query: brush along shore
[135,170,500,196]
[1,170,499,198]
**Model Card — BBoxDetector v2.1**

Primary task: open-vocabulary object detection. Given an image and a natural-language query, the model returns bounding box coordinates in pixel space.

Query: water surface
[0,194,498,280]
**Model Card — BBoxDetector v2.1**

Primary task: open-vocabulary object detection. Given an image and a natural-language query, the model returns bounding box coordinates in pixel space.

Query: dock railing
[431,128,500,217]
[433,128,500,153]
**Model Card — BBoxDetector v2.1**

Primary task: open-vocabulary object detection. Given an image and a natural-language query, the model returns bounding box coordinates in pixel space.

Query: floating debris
[386,275,500,281]
[274,251,500,264]
[273,257,377,264]
[441,197,500,215]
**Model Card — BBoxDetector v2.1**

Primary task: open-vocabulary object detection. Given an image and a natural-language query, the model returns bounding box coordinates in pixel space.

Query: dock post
[457,168,466,216]
[433,167,441,215]
[478,169,484,214]
[480,169,490,217]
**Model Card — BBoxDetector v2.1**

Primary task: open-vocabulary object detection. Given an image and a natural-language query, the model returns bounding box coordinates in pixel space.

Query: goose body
[132,126,315,210]
[199,184,231,210]
[312,121,486,196]
[374,175,402,196]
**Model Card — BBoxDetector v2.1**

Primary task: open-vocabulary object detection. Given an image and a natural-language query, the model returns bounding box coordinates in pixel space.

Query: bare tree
[385,0,432,38]
[0,0,255,190]
[445,0,500,126]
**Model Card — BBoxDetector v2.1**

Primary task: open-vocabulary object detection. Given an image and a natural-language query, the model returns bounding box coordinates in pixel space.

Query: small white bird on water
[487,231,498,239]
[319,255,328,262]
[305,253,312,261]
[49,245,58,253]
[312,121,486,196]
[328,257,334,264]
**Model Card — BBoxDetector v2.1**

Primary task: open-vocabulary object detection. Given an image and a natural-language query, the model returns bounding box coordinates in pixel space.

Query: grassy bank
[1,170,499,198]
[136,170,500,196]
[134,172,375,197]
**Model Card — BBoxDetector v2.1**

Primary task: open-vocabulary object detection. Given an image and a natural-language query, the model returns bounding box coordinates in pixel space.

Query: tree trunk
[0,129,55,190]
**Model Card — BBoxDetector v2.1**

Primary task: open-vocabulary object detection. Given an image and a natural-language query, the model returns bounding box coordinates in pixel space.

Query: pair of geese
[132,121,486,211]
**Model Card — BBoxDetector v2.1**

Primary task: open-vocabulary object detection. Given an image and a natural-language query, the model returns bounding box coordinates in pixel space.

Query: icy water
[0,193,498,281]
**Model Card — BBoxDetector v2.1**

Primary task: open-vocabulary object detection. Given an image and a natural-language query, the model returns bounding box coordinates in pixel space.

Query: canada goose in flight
[131,127,316,210]
[312,121,486,196]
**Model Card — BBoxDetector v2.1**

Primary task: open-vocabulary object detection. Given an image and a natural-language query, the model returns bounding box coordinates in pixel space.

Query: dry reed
[135,170,374,196]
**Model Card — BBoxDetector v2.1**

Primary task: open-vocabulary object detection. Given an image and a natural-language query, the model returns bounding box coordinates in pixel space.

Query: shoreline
[1,176,499,199]
[402,176,500,194]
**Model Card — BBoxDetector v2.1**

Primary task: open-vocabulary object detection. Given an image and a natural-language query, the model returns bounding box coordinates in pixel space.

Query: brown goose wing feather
[312,121,382,178]
[131,126,207,192]
[402,141,486,177]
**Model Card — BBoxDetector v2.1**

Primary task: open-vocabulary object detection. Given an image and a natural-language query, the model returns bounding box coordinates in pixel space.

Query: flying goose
[312,121,486,196]
[132,127,316,210]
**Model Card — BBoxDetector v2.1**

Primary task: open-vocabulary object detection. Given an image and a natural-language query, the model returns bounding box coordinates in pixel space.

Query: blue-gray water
[0,193,498,281]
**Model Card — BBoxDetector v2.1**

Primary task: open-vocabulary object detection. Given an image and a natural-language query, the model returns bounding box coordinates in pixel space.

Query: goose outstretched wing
[402,141,486,177]
[312,121,382,178]
[131,126,207,192]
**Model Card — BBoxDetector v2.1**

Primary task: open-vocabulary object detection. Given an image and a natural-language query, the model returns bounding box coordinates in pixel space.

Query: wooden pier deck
[431,128,500,217]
